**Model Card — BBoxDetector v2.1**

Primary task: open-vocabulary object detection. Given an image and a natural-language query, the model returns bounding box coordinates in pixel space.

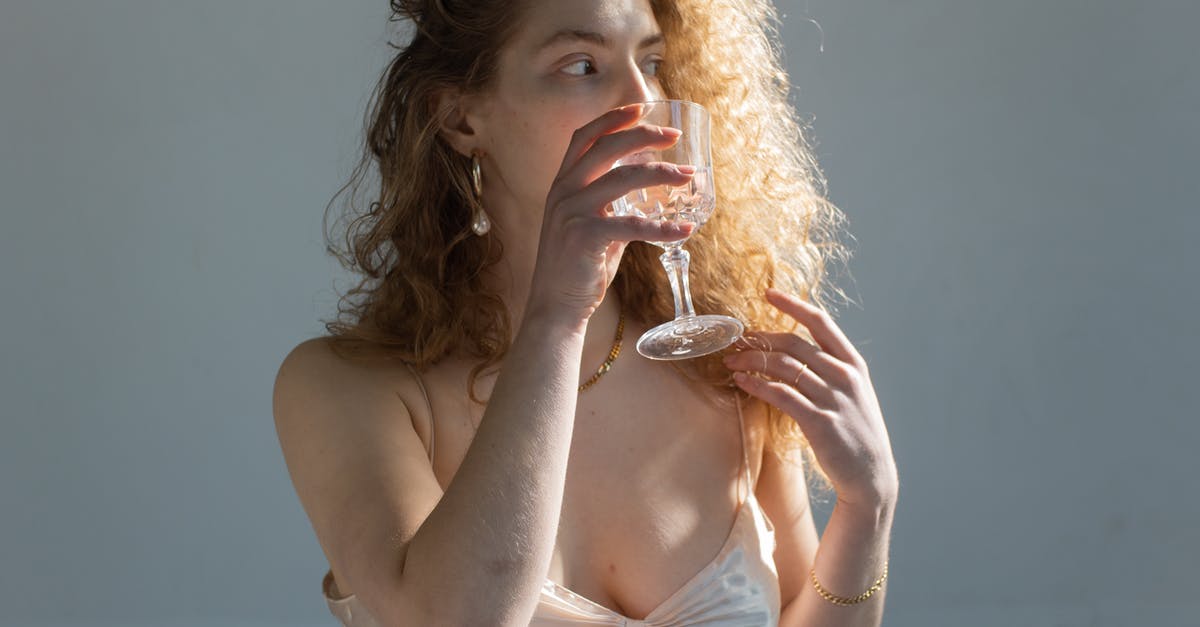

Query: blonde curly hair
[322,0,856,497]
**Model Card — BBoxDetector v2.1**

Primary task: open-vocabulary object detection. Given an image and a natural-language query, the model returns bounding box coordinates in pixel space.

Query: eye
[561,59,597,77]
[643,57,664,77]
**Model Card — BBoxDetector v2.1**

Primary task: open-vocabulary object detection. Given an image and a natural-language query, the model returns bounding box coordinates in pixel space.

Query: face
[462,0,668,235]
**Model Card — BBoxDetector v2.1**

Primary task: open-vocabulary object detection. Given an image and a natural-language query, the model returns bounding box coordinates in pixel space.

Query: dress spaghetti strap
[402,361,435,466]
[735,394,751,506]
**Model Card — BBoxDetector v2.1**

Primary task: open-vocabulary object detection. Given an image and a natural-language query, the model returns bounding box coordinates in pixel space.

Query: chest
[412,358,766,619]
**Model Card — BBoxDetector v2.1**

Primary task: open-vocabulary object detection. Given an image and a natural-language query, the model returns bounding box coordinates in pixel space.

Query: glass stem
[659,246,696,320]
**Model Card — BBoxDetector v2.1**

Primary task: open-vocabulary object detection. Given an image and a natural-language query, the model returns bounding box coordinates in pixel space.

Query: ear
[430,87,486,158]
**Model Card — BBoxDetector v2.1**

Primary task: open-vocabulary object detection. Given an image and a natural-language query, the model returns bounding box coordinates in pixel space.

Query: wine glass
[611,99,744,360]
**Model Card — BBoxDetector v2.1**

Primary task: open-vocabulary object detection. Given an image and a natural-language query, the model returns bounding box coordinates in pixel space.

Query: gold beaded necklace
[577,311,624,393]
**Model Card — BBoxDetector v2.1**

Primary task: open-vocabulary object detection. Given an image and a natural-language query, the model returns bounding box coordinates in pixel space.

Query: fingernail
[659,126,682,137]
[674,164,696,174]
[620,103,645,115]
[665,222,694,236]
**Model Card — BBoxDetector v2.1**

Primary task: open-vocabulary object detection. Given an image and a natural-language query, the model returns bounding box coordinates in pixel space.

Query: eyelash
[562,59,596,76]
[562,57,663,77]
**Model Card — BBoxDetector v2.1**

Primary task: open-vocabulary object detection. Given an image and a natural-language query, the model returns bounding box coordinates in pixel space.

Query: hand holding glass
[611,100,744,359]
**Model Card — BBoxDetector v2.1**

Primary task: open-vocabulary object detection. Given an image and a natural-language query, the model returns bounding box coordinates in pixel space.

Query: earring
[470,154,491,236]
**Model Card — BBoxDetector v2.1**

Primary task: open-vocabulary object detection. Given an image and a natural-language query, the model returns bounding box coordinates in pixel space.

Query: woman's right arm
[273,314,586,627]
[273,104,696,626]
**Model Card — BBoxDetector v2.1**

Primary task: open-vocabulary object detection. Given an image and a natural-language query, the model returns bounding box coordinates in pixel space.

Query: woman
[273,0,898,625]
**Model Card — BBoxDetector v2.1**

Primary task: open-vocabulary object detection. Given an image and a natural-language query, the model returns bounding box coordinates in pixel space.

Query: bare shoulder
[273,337,426,462]
[275,336,412,399]
[271,337,444,623]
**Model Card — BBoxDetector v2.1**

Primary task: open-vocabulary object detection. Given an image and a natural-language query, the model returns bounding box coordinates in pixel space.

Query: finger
[765,288,864,367]
[566,161,696,216]
[737,330,841,382]
[585,213,695,245]
[732,371,823,426]
[723,350,829,404]
[558,123,682,191]
[556,104,646,177]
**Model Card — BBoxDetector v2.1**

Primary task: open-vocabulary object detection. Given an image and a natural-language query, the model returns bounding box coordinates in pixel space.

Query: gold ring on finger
[793,362,809,387]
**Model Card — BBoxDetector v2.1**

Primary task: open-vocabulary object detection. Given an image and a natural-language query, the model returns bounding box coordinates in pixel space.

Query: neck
[578,293,624,384]
[479,225,626,389]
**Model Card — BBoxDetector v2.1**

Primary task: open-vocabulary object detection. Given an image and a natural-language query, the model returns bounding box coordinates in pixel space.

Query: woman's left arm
[781,497,894,626]
[723,288,899,627]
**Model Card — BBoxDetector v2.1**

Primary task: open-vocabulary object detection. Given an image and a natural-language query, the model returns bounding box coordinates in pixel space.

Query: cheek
[527,103,620,181]
[491,106,592,205]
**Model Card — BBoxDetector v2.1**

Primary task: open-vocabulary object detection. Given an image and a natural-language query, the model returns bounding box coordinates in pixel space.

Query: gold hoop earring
[470,154,491,236]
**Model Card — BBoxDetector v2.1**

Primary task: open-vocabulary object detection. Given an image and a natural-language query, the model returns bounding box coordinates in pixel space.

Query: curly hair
[321,0,856,497]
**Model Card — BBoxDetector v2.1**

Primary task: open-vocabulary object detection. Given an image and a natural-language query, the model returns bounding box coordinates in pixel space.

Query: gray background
[1,1,1196,625]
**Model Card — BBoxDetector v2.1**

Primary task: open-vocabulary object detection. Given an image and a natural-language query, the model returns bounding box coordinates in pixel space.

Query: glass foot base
[635,314,745,360]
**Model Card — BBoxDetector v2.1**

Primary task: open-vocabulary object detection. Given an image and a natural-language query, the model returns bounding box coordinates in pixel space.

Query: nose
[615,61,664,108]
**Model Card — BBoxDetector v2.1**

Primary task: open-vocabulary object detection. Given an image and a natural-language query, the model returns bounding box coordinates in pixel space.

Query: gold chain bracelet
[809,559,888,606]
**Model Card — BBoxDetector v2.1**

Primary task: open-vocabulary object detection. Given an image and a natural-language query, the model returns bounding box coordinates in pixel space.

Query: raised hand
[525,104,697,323]
[723,288,899,510]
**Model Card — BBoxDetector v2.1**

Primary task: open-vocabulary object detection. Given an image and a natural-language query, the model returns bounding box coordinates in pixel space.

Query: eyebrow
[534,29,665,54]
